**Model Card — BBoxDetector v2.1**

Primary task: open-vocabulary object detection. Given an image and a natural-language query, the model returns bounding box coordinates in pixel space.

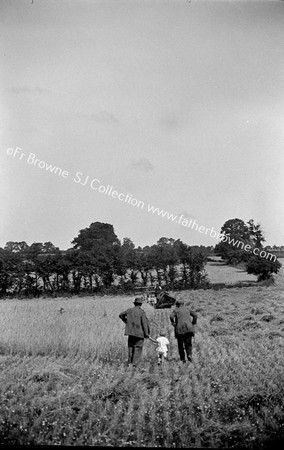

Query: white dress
[156,336,169,357]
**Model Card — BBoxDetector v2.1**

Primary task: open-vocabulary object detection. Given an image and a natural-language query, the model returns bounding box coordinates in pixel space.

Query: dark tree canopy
[71,222,120,251]
[246,256,281,281]
[215,218,264,265]
[215,218,281,281]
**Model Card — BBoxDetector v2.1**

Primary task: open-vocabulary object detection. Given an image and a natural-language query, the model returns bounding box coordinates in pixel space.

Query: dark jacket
[119,305,150,339]
[170,305,197,337]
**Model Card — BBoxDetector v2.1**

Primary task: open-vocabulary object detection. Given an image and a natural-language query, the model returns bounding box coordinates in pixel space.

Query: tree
[71,222,121,288]
[215,218,282,281]
[215,218,249,263]
[4,241,29,254]
[247,219,265,247]
[46,251,71,292]
[156,238,179,285]
[72,222,120,250]
[173,240,208,289]
[173,239,190,286]
[117,238,139,284]
[246,255,281,281]
[215,218,263,265]
[145,239,179,286]
[183,247,208,289]
[24,242,61,294]
[0,248,22,296]
[136,246,154,286]
[63,249,94,293]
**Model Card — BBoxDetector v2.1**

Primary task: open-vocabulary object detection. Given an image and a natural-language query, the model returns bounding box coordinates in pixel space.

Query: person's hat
[134,297,143,305]
[175,299,184,306]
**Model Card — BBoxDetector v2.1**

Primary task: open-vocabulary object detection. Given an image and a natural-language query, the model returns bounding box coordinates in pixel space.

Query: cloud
[88,110,119,124]
[131,157,154,172]
[7,86,50,94]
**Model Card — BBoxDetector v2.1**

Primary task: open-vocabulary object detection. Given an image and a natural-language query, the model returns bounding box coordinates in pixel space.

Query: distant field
[205,258,257,284]
[0,261,283,447]
[133,257,258,288]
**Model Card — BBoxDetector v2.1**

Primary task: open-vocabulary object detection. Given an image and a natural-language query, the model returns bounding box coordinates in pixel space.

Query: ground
[0,260,283,447]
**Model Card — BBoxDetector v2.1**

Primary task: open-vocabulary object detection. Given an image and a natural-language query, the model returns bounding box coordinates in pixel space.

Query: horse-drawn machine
[134,286,176,309]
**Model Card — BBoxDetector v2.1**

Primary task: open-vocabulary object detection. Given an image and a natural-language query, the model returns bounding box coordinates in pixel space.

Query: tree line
[0,219,281,298]
[0,222,213,297]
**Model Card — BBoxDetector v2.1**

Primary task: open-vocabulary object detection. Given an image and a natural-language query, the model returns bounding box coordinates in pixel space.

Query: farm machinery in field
[134,286,177,309]
[154,290,176,309]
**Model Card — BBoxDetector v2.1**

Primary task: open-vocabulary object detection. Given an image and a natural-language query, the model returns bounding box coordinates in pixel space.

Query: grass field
[205,258,258,285]
[0,261,284,447]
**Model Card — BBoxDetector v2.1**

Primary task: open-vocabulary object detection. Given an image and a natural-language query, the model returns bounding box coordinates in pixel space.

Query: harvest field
[205,258,257,285]
[0,261,284,447]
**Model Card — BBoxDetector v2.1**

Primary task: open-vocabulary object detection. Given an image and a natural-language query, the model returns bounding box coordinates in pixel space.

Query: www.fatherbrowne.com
[5,148,276,262]
[74,176,275,263]
[147,205,276,262]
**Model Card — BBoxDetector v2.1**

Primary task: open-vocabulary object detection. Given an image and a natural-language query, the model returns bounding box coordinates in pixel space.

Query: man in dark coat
[170,299,197,363]
[119,297,150,366]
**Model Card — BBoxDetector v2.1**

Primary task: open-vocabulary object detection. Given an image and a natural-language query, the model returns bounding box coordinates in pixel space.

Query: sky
[1,0,284,250]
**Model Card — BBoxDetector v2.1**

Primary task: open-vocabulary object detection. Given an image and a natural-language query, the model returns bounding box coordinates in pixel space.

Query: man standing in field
[119,297,150,367]
[170,299,197,363]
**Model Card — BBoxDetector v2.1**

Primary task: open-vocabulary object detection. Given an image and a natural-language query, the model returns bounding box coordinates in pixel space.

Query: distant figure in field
[59,307,65,314]
[149,329,170,365]
[119,297,150,367]
[154,283,162,299]
[148,293,157,306]
[170,299,197,363]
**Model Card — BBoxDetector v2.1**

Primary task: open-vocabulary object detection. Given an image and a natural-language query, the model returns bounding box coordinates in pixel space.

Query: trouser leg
[177,335,185,361]
[183,332,193,360]
[128,336,135,364]
[132,337,144,366]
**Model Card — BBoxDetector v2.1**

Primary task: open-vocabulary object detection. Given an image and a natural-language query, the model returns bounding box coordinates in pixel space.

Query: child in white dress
[149,330,170,365]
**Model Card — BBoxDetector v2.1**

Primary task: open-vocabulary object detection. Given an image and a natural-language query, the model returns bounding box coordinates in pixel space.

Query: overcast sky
[1,0,284,250]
